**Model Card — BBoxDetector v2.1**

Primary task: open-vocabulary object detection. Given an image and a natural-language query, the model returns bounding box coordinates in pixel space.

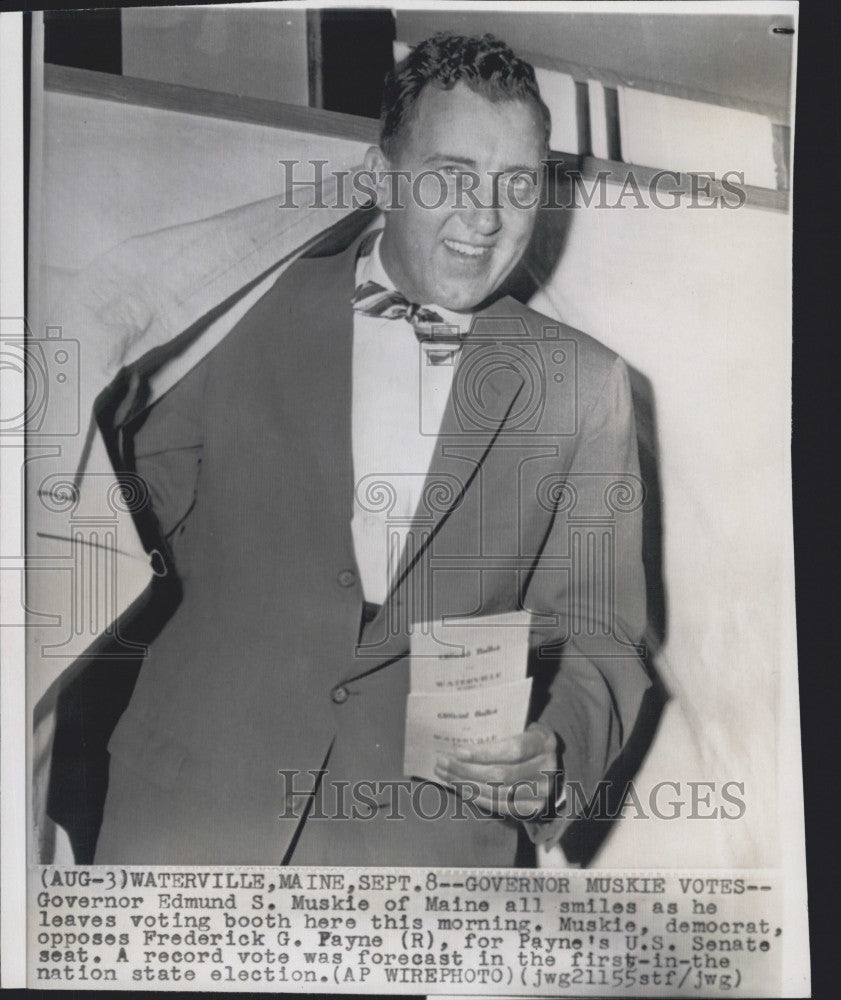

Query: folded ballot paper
[404,611,533,782]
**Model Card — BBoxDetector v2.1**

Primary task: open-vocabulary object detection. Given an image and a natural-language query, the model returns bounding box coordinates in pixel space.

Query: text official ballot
[404,611,533,782]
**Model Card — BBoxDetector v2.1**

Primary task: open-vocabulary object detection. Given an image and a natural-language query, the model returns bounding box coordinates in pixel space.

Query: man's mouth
[443,238,491,258]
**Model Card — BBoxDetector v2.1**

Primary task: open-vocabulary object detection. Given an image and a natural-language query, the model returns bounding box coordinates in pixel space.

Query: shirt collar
[356,229,473,333]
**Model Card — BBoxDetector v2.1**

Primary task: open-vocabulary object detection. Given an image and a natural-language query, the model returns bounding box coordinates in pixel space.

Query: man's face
[371,82,545,312]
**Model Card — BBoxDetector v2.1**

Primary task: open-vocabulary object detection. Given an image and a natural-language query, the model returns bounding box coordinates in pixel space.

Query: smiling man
[369,78,546,311]
[91,32,651,867]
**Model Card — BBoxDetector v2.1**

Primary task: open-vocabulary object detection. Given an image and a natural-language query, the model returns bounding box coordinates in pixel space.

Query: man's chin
[436,284,497,314]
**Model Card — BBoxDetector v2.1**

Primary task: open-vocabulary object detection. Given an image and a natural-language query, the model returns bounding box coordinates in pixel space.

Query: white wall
[531,182,792,867]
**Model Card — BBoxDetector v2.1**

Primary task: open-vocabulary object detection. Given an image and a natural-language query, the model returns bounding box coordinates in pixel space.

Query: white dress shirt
[351,231,471,605]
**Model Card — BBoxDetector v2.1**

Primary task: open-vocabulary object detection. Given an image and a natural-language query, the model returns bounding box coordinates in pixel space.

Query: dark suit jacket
[94,230,651,865]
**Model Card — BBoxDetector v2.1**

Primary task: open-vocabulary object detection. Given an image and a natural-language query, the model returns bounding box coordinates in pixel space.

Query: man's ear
[362,146,392,209]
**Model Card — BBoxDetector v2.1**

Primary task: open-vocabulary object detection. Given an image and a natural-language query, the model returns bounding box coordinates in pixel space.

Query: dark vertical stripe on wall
[311,9,396,119]
[306,10,324,110]
[44,9,122,76]
[574,80,592,157]
[603,86,622,163]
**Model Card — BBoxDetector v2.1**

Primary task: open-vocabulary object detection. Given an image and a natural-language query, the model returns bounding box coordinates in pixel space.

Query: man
[90,32,650,866]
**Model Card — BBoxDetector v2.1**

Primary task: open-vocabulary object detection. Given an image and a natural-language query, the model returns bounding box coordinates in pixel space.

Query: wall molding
[44,63,378,144]
[44,64,787,212]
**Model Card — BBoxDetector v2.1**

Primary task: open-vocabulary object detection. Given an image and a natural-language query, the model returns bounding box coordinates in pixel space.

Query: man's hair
[380,32,552,158]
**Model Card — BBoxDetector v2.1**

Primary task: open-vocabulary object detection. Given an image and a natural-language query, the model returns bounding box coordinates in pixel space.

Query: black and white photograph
[0,0,810,993]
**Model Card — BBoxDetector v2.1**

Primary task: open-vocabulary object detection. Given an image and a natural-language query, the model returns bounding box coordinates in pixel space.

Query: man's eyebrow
[422,154,478,167]
[503,164,541,176]
[421,153,540,174]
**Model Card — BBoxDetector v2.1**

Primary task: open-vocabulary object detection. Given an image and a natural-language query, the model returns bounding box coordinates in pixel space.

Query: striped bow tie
[351,280,458,338]
[351,282,465,364]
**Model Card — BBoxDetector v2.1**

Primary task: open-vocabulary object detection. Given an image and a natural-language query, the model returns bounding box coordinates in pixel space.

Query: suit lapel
[284,239,358,516]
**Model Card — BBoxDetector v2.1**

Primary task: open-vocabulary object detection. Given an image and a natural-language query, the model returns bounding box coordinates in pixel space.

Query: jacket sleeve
[524,354,651,848]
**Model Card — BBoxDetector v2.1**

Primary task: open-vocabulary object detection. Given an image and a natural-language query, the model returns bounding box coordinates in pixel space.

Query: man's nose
[464,202,502,236]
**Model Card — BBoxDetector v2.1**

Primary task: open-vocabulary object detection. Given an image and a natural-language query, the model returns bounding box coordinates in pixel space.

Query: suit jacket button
[331,685,349,704]
[337,569,356,587]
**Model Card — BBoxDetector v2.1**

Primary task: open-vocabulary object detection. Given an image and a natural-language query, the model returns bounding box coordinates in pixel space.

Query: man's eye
[507,173,536,191]
[500,173,538,203]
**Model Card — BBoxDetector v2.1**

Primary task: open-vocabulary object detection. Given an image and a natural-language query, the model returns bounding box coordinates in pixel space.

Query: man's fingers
[473,789,547,820]
[438,752,555,788]
[431,770,552,819]
[434,726,560,818]
[453,729,546,764]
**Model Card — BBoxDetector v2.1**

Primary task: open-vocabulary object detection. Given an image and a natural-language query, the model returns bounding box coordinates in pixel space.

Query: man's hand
[434,722,560,820]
